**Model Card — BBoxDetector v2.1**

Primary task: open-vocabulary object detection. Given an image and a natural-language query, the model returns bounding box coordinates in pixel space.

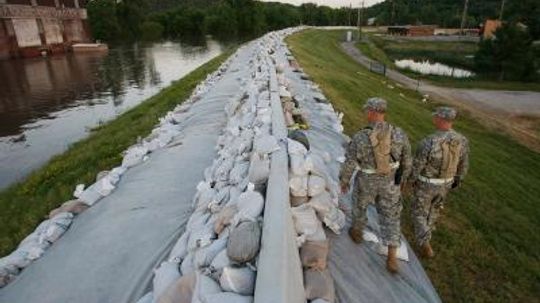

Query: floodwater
[395,59,474,78]
[0,39,224,189]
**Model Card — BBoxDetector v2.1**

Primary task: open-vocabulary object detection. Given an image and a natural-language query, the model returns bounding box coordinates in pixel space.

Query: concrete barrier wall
[254,58,305,303]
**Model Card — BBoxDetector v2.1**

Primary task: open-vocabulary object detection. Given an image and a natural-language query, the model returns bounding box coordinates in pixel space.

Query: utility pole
[499,0,506,21]
[390,0,396,25]
[357,1,361,40]
[349,3,352,27]
[460,0,470,35]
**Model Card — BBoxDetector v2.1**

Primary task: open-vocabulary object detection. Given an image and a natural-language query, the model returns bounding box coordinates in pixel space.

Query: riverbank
[286,29,540,302]
[0,48,235,257]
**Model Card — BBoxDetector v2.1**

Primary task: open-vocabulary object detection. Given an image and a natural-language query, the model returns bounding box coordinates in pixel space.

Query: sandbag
[157,273,196,303]
[248,153,270,185]
[253,135,279,155]
[234,185,264,222]
[38,212,73,244]
[290,195,308,207]
[210,249,231,271]
[121,145,148,168]
[220,266,256,295]
[187,220,215,251]
[230,161,250,185]
[289,175,308,197]
[290,154,308,176]
[214,204,239,235]
[153,261,181,300]
[180,253,195,276]
[215,157,235,181]
[304,269,335,302]
[49,200,89,218]
[135,292,153,303]
[291,205,326,241]
[169,231,190,262]
[308,191,333,218]
[193,272,222,303]
[194,236,228,269]
[227,221,261,264]
[204,292,254,303]
[305,153,328,178]
[308,175,326,197]
[287,137,308,155]
[322,207,346,235]
[300,240,329,270]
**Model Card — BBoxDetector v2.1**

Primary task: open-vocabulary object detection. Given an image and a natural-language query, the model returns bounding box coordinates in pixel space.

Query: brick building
[0,0,91,59]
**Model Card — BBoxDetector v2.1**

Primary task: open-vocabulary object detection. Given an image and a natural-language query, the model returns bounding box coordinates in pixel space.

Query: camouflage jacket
[412,129,469,180]
[339,121,412,186]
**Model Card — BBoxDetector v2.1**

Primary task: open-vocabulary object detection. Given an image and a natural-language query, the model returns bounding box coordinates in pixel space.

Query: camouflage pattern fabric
[411,129,469,246]
[340,121,412,247]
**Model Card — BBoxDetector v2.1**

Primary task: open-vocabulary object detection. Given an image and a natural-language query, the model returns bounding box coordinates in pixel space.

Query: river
[0,38,224,189]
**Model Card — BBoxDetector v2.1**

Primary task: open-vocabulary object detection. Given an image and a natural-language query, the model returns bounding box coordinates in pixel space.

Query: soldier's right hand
[341,184,349,195]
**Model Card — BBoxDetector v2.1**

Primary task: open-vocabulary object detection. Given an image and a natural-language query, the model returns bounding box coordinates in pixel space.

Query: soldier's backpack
[368,124,393,175]
[440,137,462,179]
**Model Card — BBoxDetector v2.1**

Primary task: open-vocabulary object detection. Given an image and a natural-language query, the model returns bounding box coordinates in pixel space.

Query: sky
[259,0,385,8]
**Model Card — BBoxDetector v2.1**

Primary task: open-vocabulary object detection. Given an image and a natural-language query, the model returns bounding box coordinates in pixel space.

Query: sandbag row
[135,32,293,303]
[275,47,345,303]
[0,47,239,289]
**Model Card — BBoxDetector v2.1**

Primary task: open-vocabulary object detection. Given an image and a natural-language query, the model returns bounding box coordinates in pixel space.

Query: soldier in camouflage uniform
[339,97,412,274]
[411,106,469,258]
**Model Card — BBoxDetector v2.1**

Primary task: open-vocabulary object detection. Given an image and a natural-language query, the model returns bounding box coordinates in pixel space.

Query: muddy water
[0,39,224,189]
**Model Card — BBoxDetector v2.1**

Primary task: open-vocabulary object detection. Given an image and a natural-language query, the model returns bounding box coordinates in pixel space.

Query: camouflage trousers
[411,180,452,247]
[351,172,402,247]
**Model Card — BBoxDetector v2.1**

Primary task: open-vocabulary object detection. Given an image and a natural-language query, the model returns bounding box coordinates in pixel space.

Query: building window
[37,0,56,6]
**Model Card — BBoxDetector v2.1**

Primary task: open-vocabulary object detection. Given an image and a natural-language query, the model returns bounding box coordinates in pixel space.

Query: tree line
[87,0,366,42]
[366,0,540,39]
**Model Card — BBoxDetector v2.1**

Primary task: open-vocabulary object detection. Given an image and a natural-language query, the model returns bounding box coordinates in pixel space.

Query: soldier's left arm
[456,136,470,180]
[399,130,413,184]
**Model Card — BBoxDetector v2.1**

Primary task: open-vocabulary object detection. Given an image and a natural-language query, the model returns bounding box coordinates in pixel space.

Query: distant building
[387,25,436,36]
[0,0,91,60]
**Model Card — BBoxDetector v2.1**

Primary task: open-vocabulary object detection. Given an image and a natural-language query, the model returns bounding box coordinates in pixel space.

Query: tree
[475,23,537,81]
[140,21,164,40]
[87,0,120,41]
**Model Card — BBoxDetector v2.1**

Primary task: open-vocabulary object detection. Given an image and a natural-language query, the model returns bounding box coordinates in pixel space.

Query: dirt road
[341,42,540,151]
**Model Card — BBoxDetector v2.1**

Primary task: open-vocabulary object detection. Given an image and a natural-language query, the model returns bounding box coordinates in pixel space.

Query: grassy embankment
[0,49,235,257]
[287,30,540,303]
[358,33,540,92]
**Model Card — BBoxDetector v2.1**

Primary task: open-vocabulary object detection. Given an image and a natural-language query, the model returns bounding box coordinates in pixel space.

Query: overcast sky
[259,0,384,8]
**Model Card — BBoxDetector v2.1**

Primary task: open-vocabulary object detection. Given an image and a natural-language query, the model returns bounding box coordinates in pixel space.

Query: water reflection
[0,39,224,189]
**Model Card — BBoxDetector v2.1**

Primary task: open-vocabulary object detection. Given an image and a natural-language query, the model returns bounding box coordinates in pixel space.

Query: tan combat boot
[386,245,399,274]
[421,242,434,258]
[348,226,363,244]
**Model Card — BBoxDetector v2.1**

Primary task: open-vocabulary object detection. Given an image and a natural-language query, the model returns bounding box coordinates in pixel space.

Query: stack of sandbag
[287,136,344,303]
[0,212,74,287]
[0,36,238,290]
[137,32,289,303]
[277,69,309,130]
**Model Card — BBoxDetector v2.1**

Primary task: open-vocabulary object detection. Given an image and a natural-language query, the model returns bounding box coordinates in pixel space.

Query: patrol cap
[363,97,387,113]
[433,106,457,121]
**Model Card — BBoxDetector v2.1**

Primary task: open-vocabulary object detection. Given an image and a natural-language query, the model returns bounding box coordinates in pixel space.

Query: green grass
[0,48,235,257]
[363,34,540,92]
[286,29,540,302]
